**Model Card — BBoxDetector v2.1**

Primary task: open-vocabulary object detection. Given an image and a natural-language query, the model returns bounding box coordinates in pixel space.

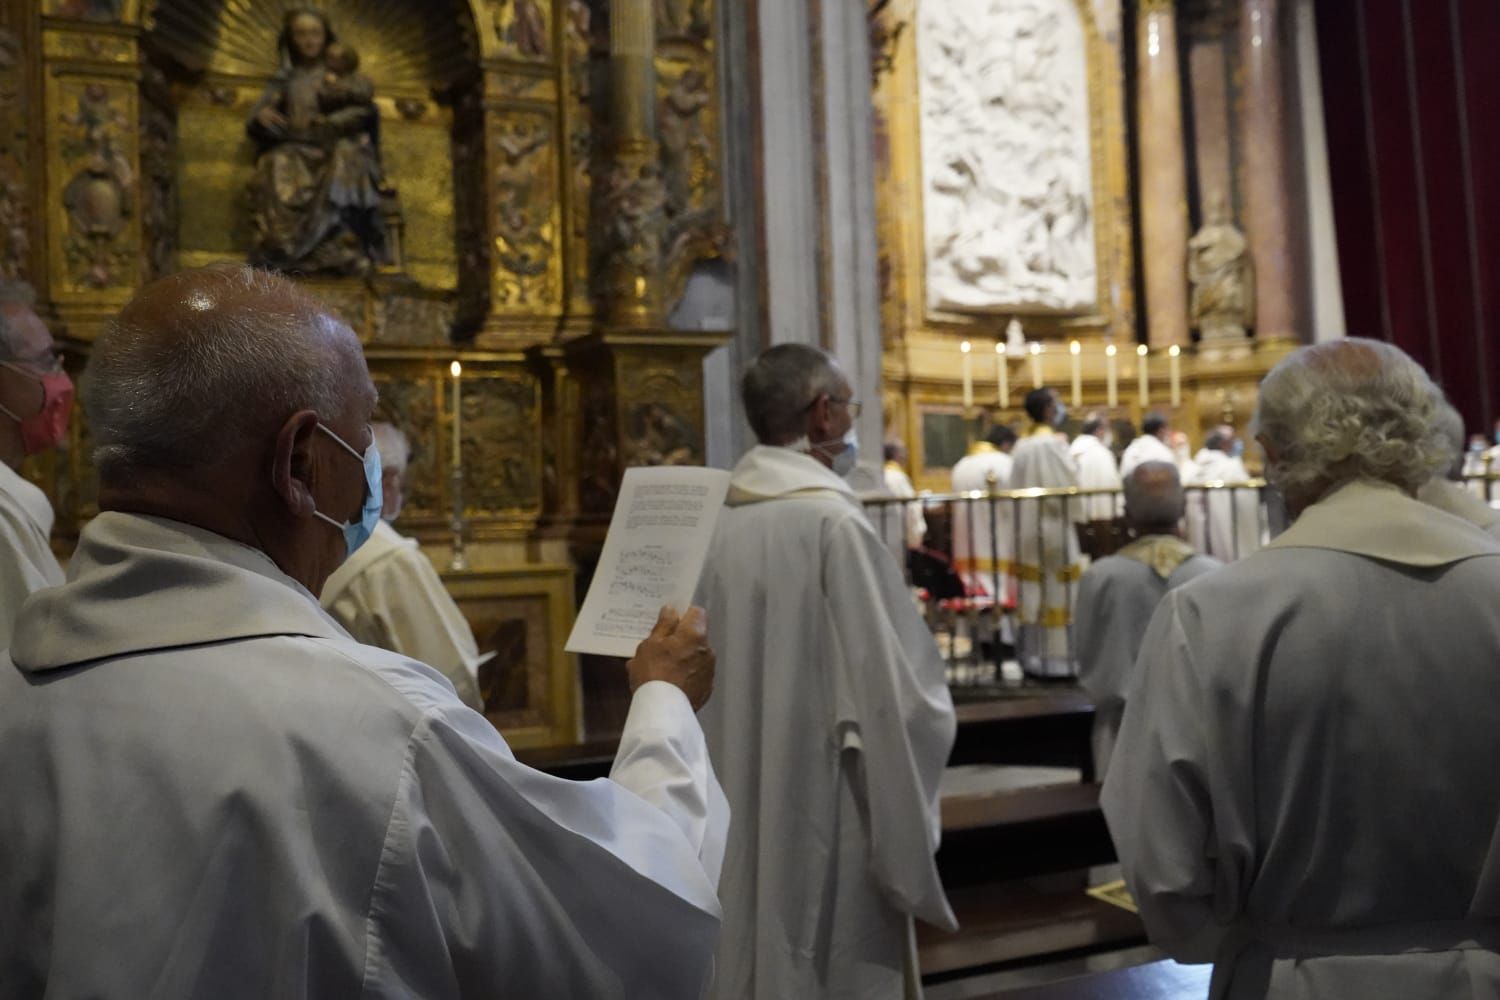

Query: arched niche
[138,0,485,295]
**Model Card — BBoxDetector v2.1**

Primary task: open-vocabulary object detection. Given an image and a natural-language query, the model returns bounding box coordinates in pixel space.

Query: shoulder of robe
[312,634,478,720]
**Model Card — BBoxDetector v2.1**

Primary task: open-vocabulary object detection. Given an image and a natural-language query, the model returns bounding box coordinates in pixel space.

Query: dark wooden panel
[979,959,1212,999]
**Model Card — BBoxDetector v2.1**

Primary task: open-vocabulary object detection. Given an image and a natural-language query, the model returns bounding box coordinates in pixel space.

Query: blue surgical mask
[312,423,383,559]
[816,427,860,478]
[1230,439,1245,458]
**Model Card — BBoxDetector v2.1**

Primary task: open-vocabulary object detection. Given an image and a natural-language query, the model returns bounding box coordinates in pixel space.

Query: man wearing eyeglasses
[697,343,956,1000]
[0,281,70,646]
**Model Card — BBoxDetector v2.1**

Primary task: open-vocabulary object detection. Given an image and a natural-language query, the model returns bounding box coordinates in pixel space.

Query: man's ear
[806,393,833,441]
[271,410,321,517]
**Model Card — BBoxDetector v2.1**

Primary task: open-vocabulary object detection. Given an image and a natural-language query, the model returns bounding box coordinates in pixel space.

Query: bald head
[1124,461,1185,536]
[85,266,372,479]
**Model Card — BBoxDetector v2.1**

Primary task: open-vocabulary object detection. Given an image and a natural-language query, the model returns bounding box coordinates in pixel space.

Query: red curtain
[1316,0,1500,432]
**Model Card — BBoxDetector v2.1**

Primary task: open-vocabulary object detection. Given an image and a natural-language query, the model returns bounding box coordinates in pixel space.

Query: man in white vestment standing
[1418,403,1500,539]
[0,282,70,644]
[0,267,729,999]
[1104,338,1500,999]
[950,424,1017,601]
[322,421,484,710]
[1008,387,1083,679]
[1188,425,1262,560]
[1118,412,1177,479]
[881,440,927,553]
[1075,462,1219,778]
[697,343,957,1000]
[1069,413,1122,522]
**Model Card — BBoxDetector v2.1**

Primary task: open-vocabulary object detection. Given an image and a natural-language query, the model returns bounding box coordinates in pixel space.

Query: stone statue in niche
[626,401,696,466]
[1188,193,1254,344]
[246,8,391,276]
[917,0,1097,312]
[658,67,710,218]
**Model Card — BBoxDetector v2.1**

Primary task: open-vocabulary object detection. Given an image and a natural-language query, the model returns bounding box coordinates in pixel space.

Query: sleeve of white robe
[1074,566,1127,715]
[610,680,730,887]
[363,689,724,998]
[825,516,959,931]
[1100,590,1255,964]
[342,546,486,711]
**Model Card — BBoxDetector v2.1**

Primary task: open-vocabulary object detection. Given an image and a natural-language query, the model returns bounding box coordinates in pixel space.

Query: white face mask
[791,426,860,478]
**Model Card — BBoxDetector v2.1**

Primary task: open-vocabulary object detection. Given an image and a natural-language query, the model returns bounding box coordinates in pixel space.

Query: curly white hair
[1251,338,1450,500]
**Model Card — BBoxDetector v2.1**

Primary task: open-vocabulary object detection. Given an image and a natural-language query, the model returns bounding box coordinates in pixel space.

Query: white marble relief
[917,0,1097,313]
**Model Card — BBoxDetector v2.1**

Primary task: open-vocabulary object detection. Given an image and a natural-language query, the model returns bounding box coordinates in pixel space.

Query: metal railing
[863,480,1272,688]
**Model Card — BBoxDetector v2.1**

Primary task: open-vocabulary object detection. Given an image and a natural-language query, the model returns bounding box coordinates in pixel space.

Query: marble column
[1240,0,1298,341]
[1136,0,1191,348]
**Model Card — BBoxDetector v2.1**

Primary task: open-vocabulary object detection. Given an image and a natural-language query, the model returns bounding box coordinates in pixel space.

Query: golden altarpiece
[0,0,727,746]
[867,0,1304,490]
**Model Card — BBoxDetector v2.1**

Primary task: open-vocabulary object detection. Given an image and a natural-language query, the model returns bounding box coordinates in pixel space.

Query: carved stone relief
[493,0,552,60]
[139,65,178,281]
[619,354,703,467]
[578,371,618,514]
[376,292,457,346]
[562,0,603,317]
[917,0,1097,312]
[371,372,444,521]
[655,0,711,40]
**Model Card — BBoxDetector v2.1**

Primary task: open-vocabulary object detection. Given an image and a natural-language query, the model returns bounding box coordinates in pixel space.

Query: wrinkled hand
[627,605,715,712]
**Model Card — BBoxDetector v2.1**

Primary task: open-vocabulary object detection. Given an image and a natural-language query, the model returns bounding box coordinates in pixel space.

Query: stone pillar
[1240,0,1298,342]
[1135,0,1191,348]
[599,0,665,329]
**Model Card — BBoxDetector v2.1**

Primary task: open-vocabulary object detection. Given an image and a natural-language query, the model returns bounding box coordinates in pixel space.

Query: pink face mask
[0,364,74,456]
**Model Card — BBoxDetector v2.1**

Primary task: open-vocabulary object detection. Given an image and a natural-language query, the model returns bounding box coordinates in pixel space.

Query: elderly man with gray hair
[696,342,956,1000]
[320,420,485,710]
[1104,339,1500,999]
[1416,401,1500,539]
[0,281,71,644]
[1075,461,1219,778]
[0,266,730,998]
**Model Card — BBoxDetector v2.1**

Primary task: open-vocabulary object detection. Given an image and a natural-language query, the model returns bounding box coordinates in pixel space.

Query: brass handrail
[863,479,1269,506]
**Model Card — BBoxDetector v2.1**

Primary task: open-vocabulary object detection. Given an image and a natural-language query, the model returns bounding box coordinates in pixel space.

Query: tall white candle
[1069,340,1082,407]
[450,360,463,468]
[1105,344,1118,408]
[1136,344,1149,406]
[1169,344,1182,407]
[960,341,973,409]
[995,342,1008,408]
[1029,342,1043,389]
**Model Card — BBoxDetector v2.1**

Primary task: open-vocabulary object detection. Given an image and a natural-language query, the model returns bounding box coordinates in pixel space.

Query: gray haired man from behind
[1105,339,1500,998]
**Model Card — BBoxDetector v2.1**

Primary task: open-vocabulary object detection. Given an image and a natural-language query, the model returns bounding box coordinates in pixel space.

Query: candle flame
[1069,341,1081,355]
[961,341,972,354]
[1029,342,1042,355]
[450,360,462,378]
[1168,345,1181,357]
[995,342,1006,355]
[1136,344,1148,357]
[1106,344,1117,357]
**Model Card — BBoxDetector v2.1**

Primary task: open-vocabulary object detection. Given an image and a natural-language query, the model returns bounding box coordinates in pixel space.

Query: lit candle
[1105,344,1118,408]
[960,340,973,410]
[450,360,463,468]
[1136,344,1149,406]
[1029,342,1043,388]
[1169,344,1182,407]
[995,342,1008,408]
[1069,340,1082,407]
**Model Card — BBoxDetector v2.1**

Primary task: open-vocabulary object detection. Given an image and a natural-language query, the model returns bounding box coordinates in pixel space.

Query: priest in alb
[1008,387,1084,678]
[696,343,957,1000]
[0,282,68,644]
[0,268,729,999]
[1105,339,1500,999]
[950,424,1017,602]
[1188,425,1263,560]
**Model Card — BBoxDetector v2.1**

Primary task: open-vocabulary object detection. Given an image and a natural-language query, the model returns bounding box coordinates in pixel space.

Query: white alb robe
[882,461,927,551]
[1068,433,1123,521]
[697,446,957,1000]
[1188,448,1264,561]
[0,461,64,648]
[1008,426,1083,676]
[321,519,484,710]
[950,445,1015,600]
[0,512,727,999]
[1104,479,1500,999]
[1118,432,1176,479]
[1418,476,1500,540]
[1074,535,1219,777]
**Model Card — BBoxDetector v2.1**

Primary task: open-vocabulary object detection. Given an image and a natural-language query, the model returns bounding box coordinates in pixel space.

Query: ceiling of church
[145,0,480,93]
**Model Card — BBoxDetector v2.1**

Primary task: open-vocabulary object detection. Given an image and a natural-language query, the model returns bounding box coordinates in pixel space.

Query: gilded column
[1135,0,1191,348]
[599,0,665,329]
[1239,0,1298,342]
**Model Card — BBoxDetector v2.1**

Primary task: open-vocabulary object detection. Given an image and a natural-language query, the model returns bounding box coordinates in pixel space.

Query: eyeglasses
[803,394,862,418]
